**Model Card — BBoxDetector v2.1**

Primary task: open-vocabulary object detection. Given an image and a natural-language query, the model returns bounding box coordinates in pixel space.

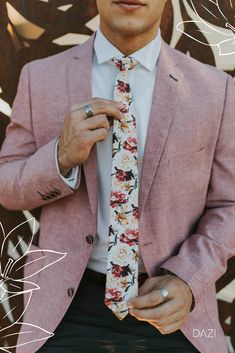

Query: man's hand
[128,275,193,334]
[58,98,124,176]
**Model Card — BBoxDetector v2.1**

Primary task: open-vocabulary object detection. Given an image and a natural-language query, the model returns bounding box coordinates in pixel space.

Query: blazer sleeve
[160,74,235,310]
[0,64,77,211]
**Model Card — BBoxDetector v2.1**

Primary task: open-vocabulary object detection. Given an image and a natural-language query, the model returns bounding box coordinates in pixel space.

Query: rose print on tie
[105,57,139,320]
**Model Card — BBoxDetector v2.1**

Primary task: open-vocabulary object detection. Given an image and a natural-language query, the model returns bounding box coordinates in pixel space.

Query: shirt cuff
[55,138,80,189]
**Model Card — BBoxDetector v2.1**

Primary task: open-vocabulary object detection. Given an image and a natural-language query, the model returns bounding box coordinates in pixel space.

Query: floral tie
[105,57,139,320]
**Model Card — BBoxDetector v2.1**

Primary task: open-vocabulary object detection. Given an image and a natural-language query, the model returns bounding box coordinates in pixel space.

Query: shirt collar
[94,27,161,72]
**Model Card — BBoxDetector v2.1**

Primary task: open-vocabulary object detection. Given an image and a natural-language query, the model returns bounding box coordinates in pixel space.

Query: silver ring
[159,287,169,302]
[83,104,93,118]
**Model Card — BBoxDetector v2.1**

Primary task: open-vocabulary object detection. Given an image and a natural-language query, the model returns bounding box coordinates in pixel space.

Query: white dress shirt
[57,28,161,274]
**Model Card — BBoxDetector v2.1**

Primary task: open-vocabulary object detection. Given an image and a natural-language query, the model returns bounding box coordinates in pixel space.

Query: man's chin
[110,22,148,36]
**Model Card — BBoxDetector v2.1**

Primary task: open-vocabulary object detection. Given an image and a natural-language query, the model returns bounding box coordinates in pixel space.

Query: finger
[70,99,124,121]
[151,318,186,335]
[130,293,189,321]
[138,278,157,297]
[153,308,186,327]
[128,287,171,310]
[70,98,120,113]
[91,99,124,120]
[83,114,110,131]
[129,299,178,322]
[87,128,109,143]
[138,276,169,296]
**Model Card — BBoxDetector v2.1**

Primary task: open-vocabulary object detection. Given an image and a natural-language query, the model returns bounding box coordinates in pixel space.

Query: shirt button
[86,234,94,245]
[67,288,74,298]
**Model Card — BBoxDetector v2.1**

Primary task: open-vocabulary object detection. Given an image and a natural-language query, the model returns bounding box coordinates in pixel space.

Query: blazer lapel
[139,41,183,217]
[67,33,98,217]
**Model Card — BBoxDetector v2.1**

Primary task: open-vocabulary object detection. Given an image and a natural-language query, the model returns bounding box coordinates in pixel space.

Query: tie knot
[112,56,137,72]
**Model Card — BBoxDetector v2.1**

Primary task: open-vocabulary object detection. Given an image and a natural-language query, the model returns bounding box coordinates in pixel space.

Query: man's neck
[99,24,160,56]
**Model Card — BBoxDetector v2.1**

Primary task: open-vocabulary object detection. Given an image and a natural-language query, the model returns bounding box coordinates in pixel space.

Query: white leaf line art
[0,218,36,275]
[0,218,67,349]
[13,249,67,280]
[0,218,36,299]
[177,0,235,55]
[0,322,54,349]
[0,291,32,333]
[0,223,6,239]
[0,218,66,295]
[0,279,39,300]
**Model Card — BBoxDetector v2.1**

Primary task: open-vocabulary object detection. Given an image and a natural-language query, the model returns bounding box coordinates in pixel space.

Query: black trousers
[38,270,201,353]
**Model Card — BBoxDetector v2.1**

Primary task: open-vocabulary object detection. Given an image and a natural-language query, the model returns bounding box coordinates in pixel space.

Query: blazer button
[54,188,61,196]
[67,288,74,298]
[86,234,94,245]
[50,190,60,198]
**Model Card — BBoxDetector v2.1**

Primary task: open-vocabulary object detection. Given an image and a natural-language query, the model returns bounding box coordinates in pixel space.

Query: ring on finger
[159,287,169,303]
[83,104,94,118]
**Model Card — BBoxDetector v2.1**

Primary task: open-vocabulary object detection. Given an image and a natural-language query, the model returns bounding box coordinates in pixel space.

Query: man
[0,0,234,352]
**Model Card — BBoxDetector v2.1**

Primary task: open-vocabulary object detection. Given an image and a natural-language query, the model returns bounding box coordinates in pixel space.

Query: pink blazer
[0,34,235,353]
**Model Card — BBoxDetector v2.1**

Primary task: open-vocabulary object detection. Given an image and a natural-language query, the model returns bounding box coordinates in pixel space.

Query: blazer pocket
[158,145,209,194]
[163,145,208,165]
